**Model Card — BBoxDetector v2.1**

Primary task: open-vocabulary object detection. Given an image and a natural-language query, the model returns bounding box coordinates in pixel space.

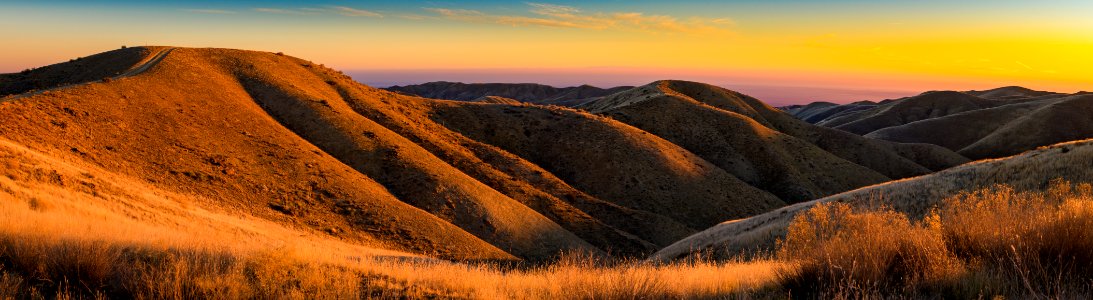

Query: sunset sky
[2,0,1091,104]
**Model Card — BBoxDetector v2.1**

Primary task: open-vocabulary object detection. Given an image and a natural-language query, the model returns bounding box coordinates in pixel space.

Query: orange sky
[2,1,1091,104]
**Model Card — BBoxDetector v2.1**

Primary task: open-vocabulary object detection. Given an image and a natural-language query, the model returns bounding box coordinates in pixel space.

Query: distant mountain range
[783,86,1093,159]
[385,81,633,106]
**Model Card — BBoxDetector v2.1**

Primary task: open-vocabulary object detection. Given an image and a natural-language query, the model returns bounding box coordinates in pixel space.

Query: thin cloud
[425,3,733,35]
[1015,61,1034,71]
[332,6,383,17]
[399,14,433,20]
[253,8,313,15]
[253,6,383,18]
[182,9,236,15]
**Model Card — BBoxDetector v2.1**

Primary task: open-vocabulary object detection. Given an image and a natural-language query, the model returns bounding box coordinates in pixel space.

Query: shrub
[778,202,963,297]
[779,181,1093,298]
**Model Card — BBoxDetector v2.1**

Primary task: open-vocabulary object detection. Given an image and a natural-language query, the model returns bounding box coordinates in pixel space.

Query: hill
[653,138,1093,261]
[2,47,844,260]
[866,93,1093,159]
[786,87,1093,159]
[782,101,878,124]
[814,91,997,135]
[966,85,1059,100]
[384,81,632,106]
[573,80,968,202]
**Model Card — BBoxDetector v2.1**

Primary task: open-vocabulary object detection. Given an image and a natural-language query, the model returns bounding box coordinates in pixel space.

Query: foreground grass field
[0,193,786,299]
[5,181,1092,298]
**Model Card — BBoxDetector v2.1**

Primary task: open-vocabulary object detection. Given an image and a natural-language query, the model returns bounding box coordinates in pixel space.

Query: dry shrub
[780,180,1093,298]
[0,234,124,293]
[939,181,1093,297]
[777,202,963,297]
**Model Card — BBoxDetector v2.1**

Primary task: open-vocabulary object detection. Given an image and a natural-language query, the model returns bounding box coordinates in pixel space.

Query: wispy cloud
[398,14,432,21]
[1015,60,1034,71]
[332,6,383,17]
[425,3,733,35]
[253,8,318,15]
[182,9,236,15]
[253,6,383,18]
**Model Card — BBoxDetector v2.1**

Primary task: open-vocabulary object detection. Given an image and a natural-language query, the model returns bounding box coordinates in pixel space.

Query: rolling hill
[787,87,1093,159]
[653,138,1093,261]
[574,80,968,202]
[5,46,911,261]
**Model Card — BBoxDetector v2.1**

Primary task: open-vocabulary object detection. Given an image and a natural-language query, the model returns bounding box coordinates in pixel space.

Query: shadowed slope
[424,101,786,231]
[818,91,994,135]
[967,86,1059,100]
[784,101,878,124]
[315,80,691,253]
[959,94,1093,158]
[865,94,1093,159]
[653,139,1093,261]
[579,81,967,186]
[579,82,891,203]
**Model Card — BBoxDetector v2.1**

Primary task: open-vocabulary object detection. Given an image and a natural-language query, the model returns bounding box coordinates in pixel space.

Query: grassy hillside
[655,138,1093,260]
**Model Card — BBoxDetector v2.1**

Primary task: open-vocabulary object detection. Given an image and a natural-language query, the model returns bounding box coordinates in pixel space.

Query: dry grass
[0,230,786,299]
[779,180,1093,298]
[0,167,786,299]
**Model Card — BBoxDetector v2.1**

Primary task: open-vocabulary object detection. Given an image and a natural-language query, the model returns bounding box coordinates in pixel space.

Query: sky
[2,1,1091,105]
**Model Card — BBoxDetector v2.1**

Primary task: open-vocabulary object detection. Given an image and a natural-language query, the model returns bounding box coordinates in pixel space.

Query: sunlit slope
[1,47,814,259]
[0,47,579,260]
[653,139,1093,261]
[0,136,428,262]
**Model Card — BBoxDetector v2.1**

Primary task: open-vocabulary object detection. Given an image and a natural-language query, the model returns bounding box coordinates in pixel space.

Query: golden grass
[0,217,787,299]
[779,180,1093,298]
[0,155,787,299]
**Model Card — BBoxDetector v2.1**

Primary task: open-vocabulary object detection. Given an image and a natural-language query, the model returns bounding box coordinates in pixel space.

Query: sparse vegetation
[779,180,1093,298]
[0,225,785,299]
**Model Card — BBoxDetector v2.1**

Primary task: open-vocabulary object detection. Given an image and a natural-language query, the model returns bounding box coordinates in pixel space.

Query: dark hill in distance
[787,86,1093,159]
[385,81,633,106]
